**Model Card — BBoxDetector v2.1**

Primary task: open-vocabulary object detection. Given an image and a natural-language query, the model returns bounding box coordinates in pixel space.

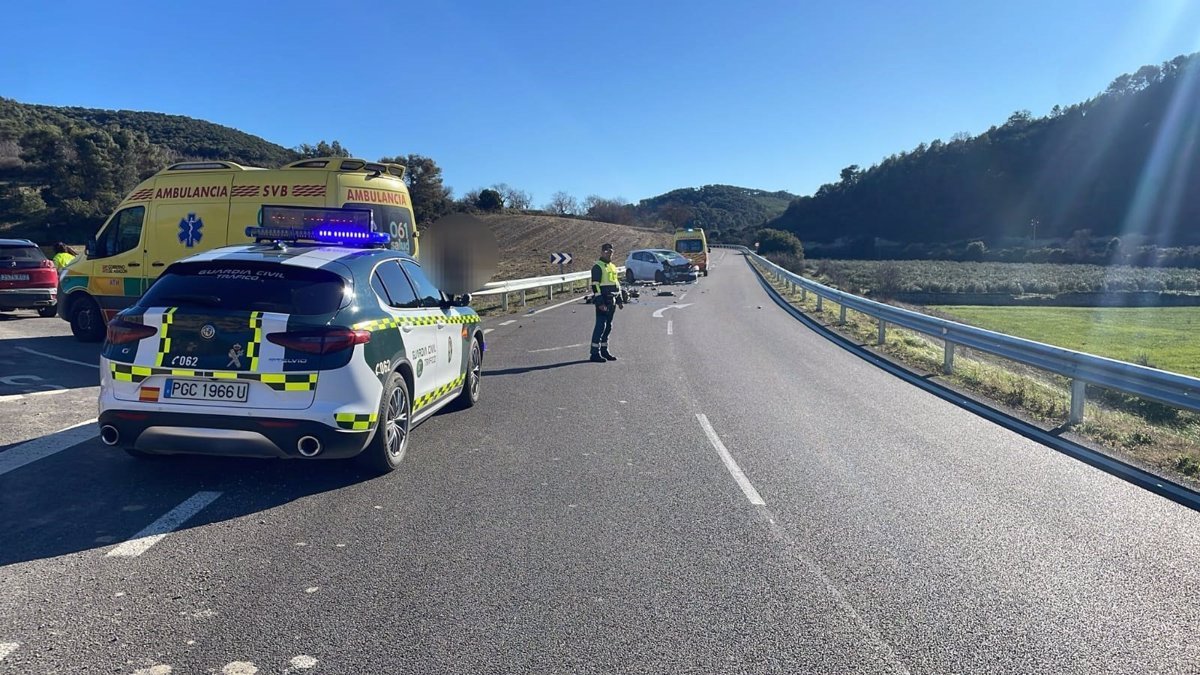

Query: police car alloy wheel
[361,370,411,473]
[456,338,482,409]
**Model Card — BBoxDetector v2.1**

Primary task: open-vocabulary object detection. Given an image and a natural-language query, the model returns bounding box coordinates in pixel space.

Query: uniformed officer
[52,242,77,269]
[589,242,623,362]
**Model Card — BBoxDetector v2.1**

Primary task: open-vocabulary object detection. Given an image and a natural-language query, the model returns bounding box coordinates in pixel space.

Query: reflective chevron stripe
[247,311,264,371]
[154,307,177,367]
[353,313,482,332]
[334,412,377,431]
[413,373,465,411]
[108,362,318,391]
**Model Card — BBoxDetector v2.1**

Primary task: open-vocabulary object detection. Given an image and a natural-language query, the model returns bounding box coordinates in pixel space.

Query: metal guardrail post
[878,319,887,345]
[521,290,527,306]
[944,342,955,375]
[816,295,823,312]
[801,288,807,302]
[548,284,554,301]
[502,293,509,312]
[839,305,847,325]
[1070,380,1087,424]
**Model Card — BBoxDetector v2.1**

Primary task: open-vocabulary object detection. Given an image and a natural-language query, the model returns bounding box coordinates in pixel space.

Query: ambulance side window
[374,261,421,310]
[95,206,145,258]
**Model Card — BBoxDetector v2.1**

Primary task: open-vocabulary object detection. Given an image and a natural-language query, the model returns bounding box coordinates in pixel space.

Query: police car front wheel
[360,371,411,474]
[456,338,482,409]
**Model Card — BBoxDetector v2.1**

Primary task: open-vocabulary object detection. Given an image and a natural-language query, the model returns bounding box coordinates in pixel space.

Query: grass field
[934,306,1200,377]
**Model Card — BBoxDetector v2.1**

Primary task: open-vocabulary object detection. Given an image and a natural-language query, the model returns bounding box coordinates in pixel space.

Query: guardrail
[473,267,626,311]
[716,244,1200,424]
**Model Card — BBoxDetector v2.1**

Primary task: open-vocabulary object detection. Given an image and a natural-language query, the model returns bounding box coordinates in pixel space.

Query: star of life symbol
[227,344,243,368]
[179,213,204,248]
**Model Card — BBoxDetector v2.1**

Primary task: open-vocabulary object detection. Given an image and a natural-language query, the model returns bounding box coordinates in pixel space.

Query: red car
[0,238,59,317]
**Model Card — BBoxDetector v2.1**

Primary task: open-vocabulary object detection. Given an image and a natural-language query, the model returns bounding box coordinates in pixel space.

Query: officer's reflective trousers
[591,302,614,351]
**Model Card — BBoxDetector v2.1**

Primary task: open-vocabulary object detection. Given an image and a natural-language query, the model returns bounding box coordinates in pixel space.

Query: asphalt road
[3,248,1200,674]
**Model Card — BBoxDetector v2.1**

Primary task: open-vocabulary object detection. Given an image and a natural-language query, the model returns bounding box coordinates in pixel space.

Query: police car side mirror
[453,293,472,307]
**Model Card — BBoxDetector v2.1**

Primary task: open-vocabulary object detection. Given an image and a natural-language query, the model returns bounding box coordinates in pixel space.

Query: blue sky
[2,0,1198,207]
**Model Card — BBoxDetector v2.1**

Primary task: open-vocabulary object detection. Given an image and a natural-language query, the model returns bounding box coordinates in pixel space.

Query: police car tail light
[266,327,371,354]
[107,320,157,345]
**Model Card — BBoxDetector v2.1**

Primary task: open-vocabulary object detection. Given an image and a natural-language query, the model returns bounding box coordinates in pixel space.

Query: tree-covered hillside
[769,53,1200,255]
[0,97,300,241]
[636,184,796,236]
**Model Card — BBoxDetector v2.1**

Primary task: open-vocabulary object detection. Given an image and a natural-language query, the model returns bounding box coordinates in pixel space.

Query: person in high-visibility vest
[52,242,77,270]
[589,242,623,362]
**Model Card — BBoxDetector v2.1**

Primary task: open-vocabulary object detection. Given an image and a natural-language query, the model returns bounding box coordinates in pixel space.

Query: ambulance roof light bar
[246,205,391,247]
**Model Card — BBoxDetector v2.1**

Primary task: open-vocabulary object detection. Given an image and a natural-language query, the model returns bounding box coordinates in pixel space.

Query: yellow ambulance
[673,228,709,276]
[60,157,419,341]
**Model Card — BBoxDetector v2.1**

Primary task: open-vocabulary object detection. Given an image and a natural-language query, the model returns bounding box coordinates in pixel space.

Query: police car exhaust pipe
[100,425,120,446]
[297,436,322,457]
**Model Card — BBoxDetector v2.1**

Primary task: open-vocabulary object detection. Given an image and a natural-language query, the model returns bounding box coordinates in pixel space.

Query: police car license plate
[163,378,249,403]
[0,273,30,281]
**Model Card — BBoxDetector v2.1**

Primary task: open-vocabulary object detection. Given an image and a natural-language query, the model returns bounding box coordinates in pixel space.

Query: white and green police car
[97,206,484,473]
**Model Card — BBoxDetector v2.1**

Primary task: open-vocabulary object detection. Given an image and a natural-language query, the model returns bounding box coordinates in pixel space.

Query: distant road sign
[549,253,573,265]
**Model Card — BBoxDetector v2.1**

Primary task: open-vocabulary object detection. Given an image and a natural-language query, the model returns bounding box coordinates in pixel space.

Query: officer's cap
[600,242,614,252]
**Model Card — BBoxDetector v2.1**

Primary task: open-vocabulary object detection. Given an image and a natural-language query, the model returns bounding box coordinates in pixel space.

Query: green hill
[769,52,1200,260]
[0,97,298,242]
[636,184,796,236]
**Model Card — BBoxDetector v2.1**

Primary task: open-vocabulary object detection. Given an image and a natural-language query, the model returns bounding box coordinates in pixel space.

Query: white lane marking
[483,328,494,335]
[106,491,223,558]
[222,663,259,675]
[287,655,319,671]
[132,666,172,675]
[527,343,585,353]
[652,303,693,318]
[15,346,99,369]
[0,388,72,403]
[498,320,516,326]
[529,295,584,315]
[667,320,673,336]
[696,414,765,506]
[0,643,18,662]
[0,419,98,478]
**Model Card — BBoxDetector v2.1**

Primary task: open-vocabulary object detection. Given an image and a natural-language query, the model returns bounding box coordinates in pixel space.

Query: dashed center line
[0,419,98,478]
[498,320,516,326]
[0,643,18,662]
[696,414,765,506]
[106,491,223,557]
[15,346,99,369]
[527,343,585,353]
[667,320,673,335]
[483,328,494,334]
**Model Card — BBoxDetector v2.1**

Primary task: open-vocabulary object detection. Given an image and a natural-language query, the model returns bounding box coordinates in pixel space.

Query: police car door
[400,260,458,402]
[372,260,441,406]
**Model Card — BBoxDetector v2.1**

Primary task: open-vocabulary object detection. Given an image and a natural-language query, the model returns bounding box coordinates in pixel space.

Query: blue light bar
[246,205,390,247]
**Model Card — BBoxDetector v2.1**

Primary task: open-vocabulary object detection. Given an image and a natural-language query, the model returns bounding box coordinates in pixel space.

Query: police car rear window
[140,261,347,315]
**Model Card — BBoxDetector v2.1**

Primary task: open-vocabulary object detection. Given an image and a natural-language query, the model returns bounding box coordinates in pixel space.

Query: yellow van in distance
[60,157,419,341]
[673,228,709,276]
